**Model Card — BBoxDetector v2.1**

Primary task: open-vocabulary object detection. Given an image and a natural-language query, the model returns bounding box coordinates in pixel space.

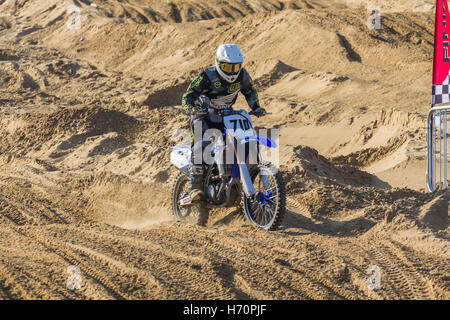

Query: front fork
[239,162,255,197]
[229,133,271,198]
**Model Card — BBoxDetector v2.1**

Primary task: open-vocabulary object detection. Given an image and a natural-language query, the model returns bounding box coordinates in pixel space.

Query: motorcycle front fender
[241,135,277,148]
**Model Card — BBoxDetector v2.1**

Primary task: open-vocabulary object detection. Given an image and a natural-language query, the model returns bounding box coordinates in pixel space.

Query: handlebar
[193,107,271,117]
[210,108,271,117]
[249,110,272,116]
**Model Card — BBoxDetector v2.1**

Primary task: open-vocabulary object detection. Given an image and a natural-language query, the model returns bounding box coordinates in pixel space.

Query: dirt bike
[170,107,286,231]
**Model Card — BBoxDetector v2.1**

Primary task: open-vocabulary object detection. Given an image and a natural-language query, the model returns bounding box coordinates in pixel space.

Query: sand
[0,0,448,299]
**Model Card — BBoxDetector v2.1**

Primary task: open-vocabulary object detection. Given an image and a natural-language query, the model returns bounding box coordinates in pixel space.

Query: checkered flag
[432,73,450,105]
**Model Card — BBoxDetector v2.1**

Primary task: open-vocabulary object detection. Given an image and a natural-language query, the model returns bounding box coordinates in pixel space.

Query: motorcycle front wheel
[242,162,286,231]
[172,173,209,226]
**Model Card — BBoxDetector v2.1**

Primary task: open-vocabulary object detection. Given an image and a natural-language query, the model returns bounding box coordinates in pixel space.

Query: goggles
[218,61,243,74]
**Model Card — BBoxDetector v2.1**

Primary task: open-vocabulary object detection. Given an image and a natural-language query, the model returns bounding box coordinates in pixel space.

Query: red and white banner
[432,0,450,105]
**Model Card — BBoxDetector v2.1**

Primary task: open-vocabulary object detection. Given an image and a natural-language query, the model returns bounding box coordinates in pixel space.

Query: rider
[182,43,267,201]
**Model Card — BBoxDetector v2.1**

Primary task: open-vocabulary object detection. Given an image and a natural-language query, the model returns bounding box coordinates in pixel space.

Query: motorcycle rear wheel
[172,173,209,226]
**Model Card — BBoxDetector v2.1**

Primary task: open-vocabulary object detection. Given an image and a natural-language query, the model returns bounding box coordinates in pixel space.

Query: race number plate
[223,112,255,140]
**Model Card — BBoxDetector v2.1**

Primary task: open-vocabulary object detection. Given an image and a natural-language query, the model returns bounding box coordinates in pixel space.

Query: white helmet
[215,44,244,83]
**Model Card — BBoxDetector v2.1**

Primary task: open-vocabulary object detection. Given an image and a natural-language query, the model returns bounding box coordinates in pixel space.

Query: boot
[189,164,204,201]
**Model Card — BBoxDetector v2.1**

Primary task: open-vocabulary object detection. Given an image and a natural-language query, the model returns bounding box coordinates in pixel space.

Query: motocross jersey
[182,66,260,112]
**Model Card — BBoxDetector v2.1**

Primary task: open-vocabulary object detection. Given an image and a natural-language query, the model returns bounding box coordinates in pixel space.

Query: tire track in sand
[69,223,296,299]
[154,225,356,299]
[158,226,314,299]
[15,226,132,300]
[285,197,359,299]
[43,224,236,299]
[226,234,358,300]
[0,261,31,300]
[388,241,450,299]
[0,183,72,225]
[66,243,164,299]
[0,223,113,299]
[368,239,436,300]
[73,225,268,299]
[373,238,444,299]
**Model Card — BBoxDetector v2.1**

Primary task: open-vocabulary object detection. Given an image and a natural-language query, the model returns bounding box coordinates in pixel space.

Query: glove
[191,95,211,116]
[251,107,267,117]
[191,104,208,116]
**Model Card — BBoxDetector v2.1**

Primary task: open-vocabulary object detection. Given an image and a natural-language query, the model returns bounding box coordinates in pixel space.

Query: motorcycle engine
[206,182,226,204]
[207,184,217,201]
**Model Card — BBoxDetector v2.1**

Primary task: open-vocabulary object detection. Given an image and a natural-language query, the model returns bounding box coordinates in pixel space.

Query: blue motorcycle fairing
[241,135,277,148]
[231,163,240,178]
